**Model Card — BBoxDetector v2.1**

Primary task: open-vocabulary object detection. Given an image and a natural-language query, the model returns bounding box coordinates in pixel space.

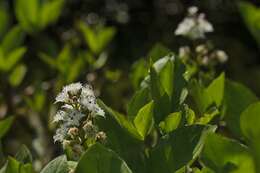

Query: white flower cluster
[175,6,213,40]
[53,82,105,143]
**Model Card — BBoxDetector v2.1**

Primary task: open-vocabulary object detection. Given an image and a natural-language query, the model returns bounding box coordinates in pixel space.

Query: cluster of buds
[178,43,228,66]
[175,6,213,40]
[53,82,106,159]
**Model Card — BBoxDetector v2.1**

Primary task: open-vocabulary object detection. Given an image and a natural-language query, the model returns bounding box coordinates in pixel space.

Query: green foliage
[78,21,116,55]
[0,117,14,139]
[75,143,133,173]
[15,0,65,33]
[40,156,68,173]
[201,133,255,173]
[224,80,258,137]
[238,1,260,47]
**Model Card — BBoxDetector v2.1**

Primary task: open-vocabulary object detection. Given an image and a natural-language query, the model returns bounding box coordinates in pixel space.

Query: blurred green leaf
[147,43,171,62]
[75,143,133,173]
[0,2,10,40]
[1,26,25,54]
[78,21,116,54]
[40,0,64,28]
[15,145,33,164]
[134,101,154,139]
[4,47,26,72]
[15,0,64,33]
[201,133,255,173]
[0,116,14,139]
[8,64,27,87]
[130,58,149,89]
[238,1,260,47]
[224,80,258,137]
[40,155,68,173]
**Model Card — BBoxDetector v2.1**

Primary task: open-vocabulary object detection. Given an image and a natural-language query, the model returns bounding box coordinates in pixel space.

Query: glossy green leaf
[0,116,14,139]
[134,101,154,139]
[75,143,133,173]
[159,112,182,133]
[201,133,255,173]
[40,155,68,173]
[206,73,225,107]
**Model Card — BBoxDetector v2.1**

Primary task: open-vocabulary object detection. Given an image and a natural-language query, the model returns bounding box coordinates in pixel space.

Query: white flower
[53,125,68,143]
[215,50,228,63]
[55,82,83,103]
[175,6,213,40]
[53,109,85,126]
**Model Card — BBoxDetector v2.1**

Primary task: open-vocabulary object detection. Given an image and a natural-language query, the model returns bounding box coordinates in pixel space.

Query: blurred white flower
[215,50,228,63]
[175,6,213,40]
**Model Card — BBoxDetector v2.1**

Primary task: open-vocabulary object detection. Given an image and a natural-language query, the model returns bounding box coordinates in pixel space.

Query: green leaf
[0,2,10,39]
[238,1,260,47]
[75,143,133,173]
[224,80,258,137]
[206,73,225,107]
[1,26,25,54]
[40,155,68,173]
[15,0,40,33]
[15,145,33,164]
[149,125,216,173]
[4,47,26,71]
[8,64,27,87]
[0,116,14,139]
[40,0,64,28]
[78,22,116,54]
[5,157,20,173]
[130,58,149,89]
[159,112,182,133]
[127,87,150,119]
[134,101,154,139]
[98,100,142,140]
[240,102,260,171]
[240,102,260,142]
[38,53,56,68]
[201,133,255,173]
[190,73,225,114]
[147,43,171,62]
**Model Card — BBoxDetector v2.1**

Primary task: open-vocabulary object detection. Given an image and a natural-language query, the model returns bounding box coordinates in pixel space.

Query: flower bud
[68,127,79,138]
[62,139,71,149]
[95,131,107,142]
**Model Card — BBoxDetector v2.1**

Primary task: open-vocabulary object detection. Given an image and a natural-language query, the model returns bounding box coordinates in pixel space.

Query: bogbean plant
[1,5,260,173]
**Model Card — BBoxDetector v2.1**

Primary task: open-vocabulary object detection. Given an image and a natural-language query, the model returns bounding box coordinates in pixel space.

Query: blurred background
[0,0,260,170]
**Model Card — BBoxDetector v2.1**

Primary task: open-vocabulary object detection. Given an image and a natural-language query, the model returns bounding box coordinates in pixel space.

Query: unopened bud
[62,140,71,148]
[68,127,79,138]
[95,131,107,142]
